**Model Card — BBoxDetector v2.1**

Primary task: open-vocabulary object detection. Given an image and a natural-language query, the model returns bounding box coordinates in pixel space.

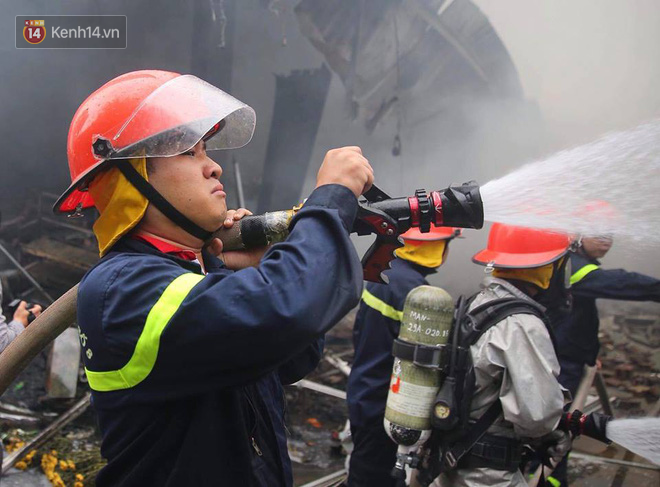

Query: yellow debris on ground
[3,429,96,486]
[4,437,25,453]
[59,458,77,471]
[12,448,39,471]
[41,452,64,486]
[35,450,86,486]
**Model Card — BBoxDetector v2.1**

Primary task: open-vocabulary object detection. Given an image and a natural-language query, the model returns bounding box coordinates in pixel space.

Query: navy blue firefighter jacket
[77,185,363,487]
[554,251,660,366]
[346,259,435,486]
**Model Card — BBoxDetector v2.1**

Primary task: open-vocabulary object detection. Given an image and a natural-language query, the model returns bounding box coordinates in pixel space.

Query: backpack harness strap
[441,400,504,470]
[392,339,447,369]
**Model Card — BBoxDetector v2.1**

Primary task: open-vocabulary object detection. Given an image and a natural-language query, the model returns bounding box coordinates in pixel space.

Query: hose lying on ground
[0,285,78,396]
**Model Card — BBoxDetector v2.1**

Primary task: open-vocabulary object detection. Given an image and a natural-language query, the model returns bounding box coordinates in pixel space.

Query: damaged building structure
[0,1,658,486]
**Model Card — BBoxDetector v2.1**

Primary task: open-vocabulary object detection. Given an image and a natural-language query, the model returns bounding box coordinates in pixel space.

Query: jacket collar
[107,236,227,274]
[482,276,545,311]
[573,249,601,266]
[132,231,199,262]
[394,257,438,277]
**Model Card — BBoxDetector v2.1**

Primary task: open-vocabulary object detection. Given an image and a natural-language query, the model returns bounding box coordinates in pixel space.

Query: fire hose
[0,285,78,396]
[0,182,484,397]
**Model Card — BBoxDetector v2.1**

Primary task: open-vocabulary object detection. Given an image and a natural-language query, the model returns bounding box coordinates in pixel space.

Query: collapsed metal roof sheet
[295,0,523,130]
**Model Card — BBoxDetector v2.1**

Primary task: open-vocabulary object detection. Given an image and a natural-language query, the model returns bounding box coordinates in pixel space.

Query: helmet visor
[96,75,255,160]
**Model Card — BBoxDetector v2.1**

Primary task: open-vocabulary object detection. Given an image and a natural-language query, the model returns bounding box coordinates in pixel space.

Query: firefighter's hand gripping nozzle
[210,208,298,251]
[383,286,455,486]
[211,181,484,282]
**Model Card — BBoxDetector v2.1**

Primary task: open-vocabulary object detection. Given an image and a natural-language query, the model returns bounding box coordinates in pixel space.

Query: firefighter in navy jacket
[555,236,660,394]
[550,234,660,487]
[346,226,460,487]
[53,70,374,486]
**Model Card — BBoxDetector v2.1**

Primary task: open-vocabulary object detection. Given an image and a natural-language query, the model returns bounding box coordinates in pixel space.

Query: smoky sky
[467,0,660,291]
[1,0,659,298]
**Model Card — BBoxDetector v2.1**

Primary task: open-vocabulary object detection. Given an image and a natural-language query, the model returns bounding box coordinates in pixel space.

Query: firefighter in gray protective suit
[431,223,571,487]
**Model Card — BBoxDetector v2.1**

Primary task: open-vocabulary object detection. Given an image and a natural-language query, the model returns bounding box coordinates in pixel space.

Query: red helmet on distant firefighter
[473,223,571,269]
[54,70,255,215]
[395,226,462,269]
[400,226,462,242]
[573,199,621,240]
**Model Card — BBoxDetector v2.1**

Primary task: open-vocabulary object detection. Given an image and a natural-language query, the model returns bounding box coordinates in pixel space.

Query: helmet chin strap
[115,160,214,243]
[571,236,583,251]
[536,255,572,313]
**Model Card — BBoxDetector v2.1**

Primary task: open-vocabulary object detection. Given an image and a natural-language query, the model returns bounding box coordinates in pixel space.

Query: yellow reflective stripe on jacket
[361,288,403,321]
[547,476,561,487]
[85,273,204,392]
[569,264,599,285]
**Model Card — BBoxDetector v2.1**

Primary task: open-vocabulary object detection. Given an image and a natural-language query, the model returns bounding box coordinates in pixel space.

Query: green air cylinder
[384,285,454,448]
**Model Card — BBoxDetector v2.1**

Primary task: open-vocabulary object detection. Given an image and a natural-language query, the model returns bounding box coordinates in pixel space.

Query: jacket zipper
[244,389,263,457]
[281,387,292,437]
[251,436,263,456]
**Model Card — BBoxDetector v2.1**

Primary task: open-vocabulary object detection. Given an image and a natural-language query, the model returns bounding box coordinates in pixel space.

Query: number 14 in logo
[23,20,46,45]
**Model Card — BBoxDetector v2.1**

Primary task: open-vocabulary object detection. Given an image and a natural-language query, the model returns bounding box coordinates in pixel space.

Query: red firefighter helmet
[400,226,462,242]
[473,223,571,268]
[54,70,256,214]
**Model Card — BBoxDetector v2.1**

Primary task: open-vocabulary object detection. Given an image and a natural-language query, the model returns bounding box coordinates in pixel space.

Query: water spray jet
[561,410,660,466]
[480,119,660,241]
